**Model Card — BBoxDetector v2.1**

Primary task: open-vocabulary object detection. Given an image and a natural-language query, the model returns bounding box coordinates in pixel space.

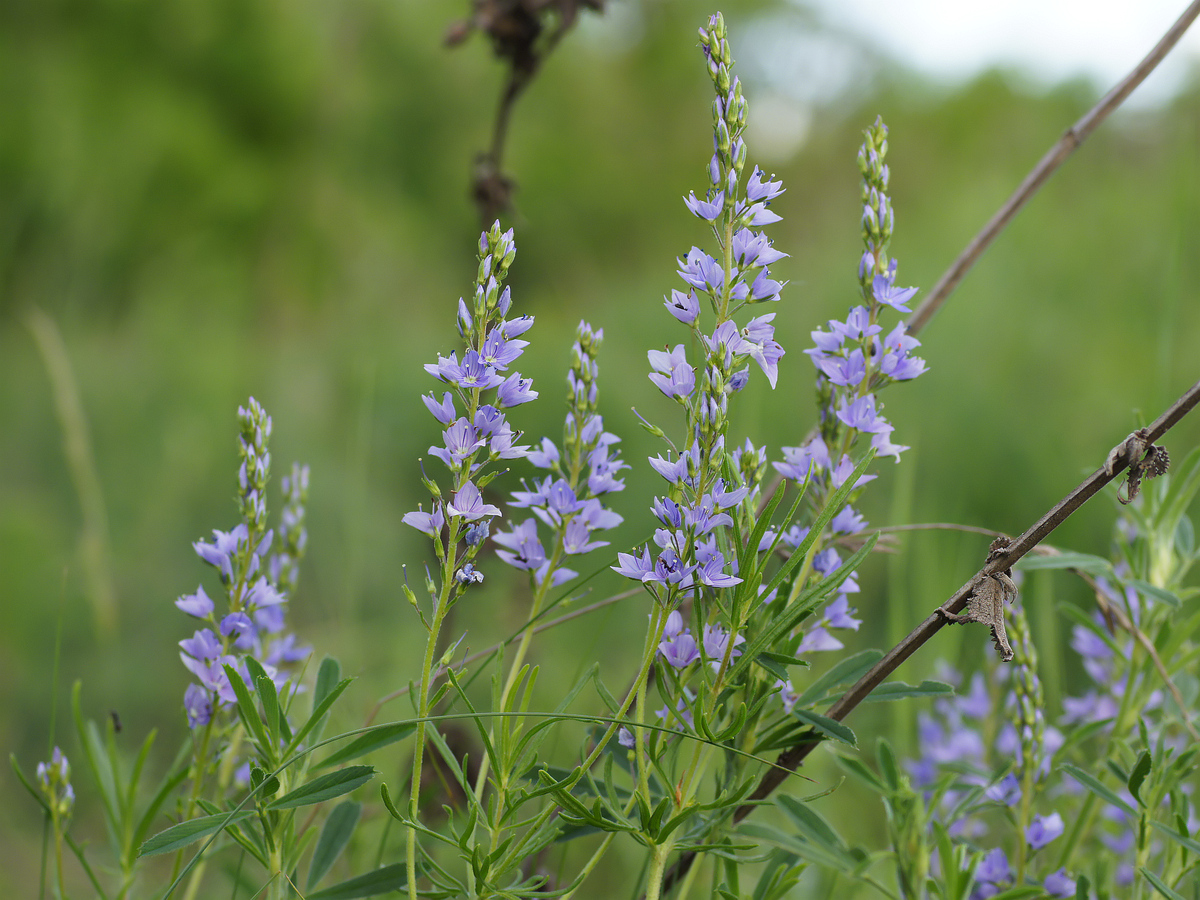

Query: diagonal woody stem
[905,0,1200,335]
[661,378,1200,895]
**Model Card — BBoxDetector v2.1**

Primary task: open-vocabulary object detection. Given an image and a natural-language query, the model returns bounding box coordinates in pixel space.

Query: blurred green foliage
[2,0,1198,894]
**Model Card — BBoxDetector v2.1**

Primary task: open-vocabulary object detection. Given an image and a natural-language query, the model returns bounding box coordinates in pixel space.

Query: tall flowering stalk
[170,398,312,896]
[402,220,537,899]
[602,14,928,899]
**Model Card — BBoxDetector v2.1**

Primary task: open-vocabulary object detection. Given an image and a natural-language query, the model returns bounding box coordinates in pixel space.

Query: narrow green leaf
[776,795,847,853]
[1127,579,1182,609]
[379,782,405,822]
[1060,763,1135,816]
[307,801,362,890]
[835,754,887,793]
[256,674,282,745]
[286,677,354,758]
[1150,821,1200,856]
[222,662,273,758]
[267,766,376,810]
[1015,552,1113,576]
[862,679,954,702]
[72,683,119,830]
[306,863,410,899]
[592,670,620,714]
[133,764,191,850]
[139,810,254,857]
[314,723,416,770]
[1128,750,1152,805]
[876,739,899,791]
[792,710,856,747]
[1141,868,1187,900]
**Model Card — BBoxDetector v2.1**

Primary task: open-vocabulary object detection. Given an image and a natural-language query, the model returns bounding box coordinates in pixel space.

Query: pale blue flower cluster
[494,323,626,589]
[176,399,311,729]
[404,223,536,588]
[36,746,74,820]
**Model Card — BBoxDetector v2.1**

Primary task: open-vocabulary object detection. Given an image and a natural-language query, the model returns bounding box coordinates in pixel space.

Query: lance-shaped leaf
[267,766,376,810]
[139,810,255,857]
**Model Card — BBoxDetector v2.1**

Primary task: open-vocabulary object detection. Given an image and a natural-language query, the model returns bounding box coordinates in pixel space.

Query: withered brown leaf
[938,572,1018,662]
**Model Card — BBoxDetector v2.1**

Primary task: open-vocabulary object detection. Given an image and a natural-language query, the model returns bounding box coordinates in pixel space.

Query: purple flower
[659,631,700,668]
[479,326,529,371]
[180,628,222,662]
[494,519,547,570]
[526,437,560,469]
[431,418,486,469]
[533,479,583,527]
[798,626,843,653]
[823,595,861,630]
[403,503,445,537]
[649,445,698,486]
[618,726,635,749]
[695,553,742,588]
[976,848,1011,886]
[746,166,784,202]
[677,247,726,294]
[424,350,504,390]
[834,306,882,342]
[464,521,490,546]
[878,322,927,381]
[871,259,918,313]
[1028,812,1065,850]
[447,481,501,520]
[659,609,684,638]
[737,197,782,226]
[684,189,725,221]
[741,314,785,387]
[731,228,787,267]
[774,438,830,482]
[176,585,214,618]
[831,455,877,489]
[748,268,783,302]
[985,773,1022,806]
[818,349,867,387]
[830,506,867,535]
[193,525,248,581]
[576,497,622,531]
[871,426,910,462]
[266,633,311,665]
[612,546,656,582]
[496,372,538,407]
[184,684,213,728]
[664,289,701,324]
[562,517,607,555]
[648,345,696,399]
[1043,869,1075,897]
[423,392,457,424]
[836,394,889,434]
[702,624,745,666]
[220,612,256,647]
[455,563,484,585]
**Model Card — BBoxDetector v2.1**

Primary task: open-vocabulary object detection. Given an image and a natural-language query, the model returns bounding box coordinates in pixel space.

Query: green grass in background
[1,0,1197,893]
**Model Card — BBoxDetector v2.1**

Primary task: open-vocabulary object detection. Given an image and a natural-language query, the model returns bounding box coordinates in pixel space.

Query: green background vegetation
[2,0,1198,894]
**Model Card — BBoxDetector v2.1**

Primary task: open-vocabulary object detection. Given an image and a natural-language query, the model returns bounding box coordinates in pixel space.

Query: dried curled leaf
[937,536,1018,662]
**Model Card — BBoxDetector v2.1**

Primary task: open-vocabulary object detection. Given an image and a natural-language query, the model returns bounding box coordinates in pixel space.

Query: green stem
[471,543,562,852]
[407,565,457,900]
[645,841,673,900]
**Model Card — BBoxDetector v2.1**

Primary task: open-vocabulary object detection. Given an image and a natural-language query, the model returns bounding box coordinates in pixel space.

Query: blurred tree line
[1,0,1198,892]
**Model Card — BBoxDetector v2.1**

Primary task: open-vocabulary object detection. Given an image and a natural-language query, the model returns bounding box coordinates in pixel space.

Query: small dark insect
[937,537,1018,662]
[110,710,122,733]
